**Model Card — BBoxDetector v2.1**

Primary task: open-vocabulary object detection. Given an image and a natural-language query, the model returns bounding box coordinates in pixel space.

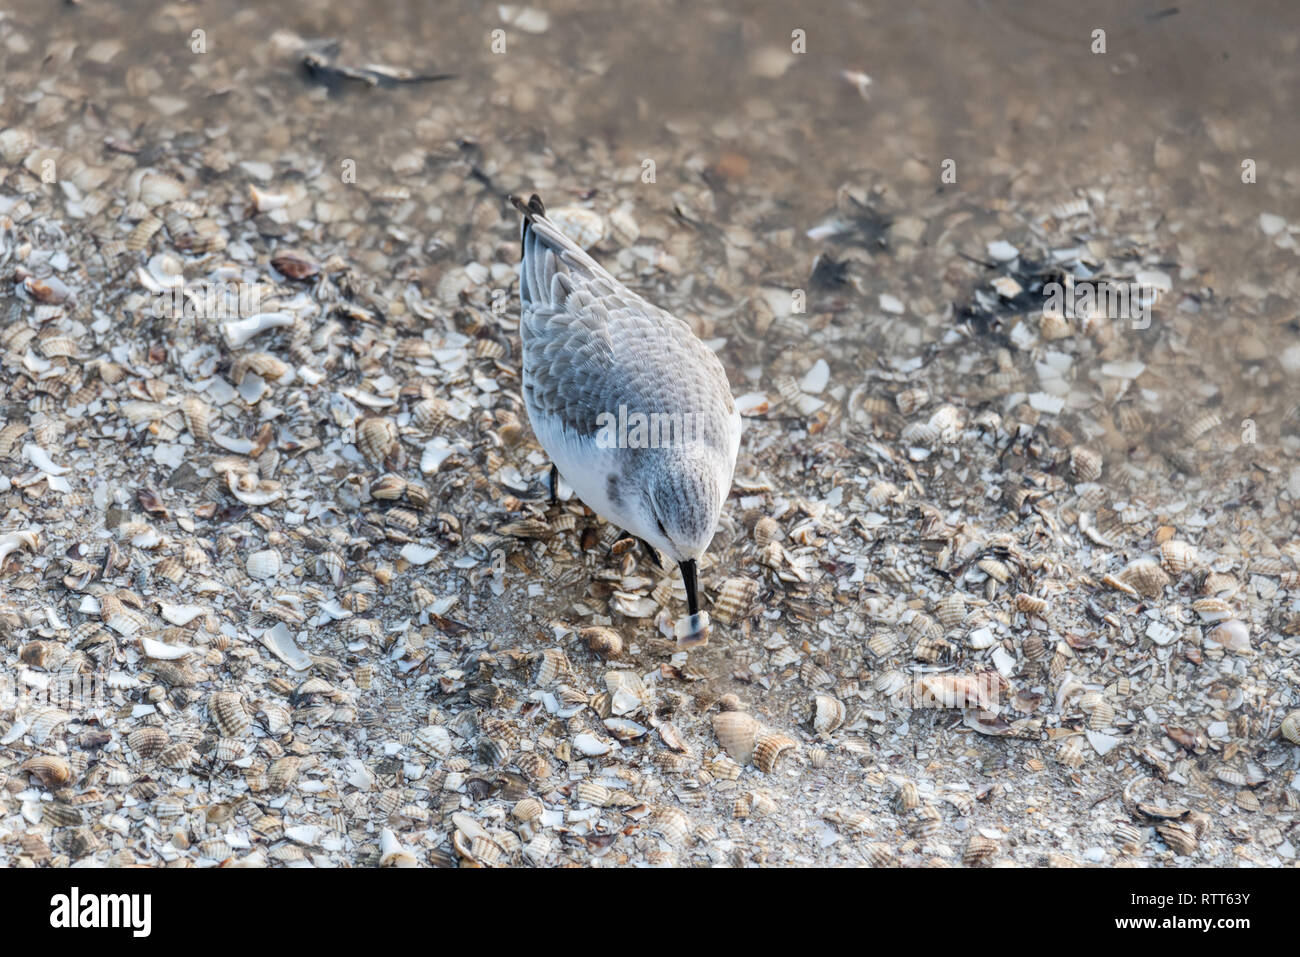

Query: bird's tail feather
[510,193,611,308]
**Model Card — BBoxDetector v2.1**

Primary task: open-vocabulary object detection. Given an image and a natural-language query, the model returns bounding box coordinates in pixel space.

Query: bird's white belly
[526,402,651,541]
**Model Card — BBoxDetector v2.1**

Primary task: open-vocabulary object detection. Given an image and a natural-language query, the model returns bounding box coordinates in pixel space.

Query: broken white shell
[221,312,294,349]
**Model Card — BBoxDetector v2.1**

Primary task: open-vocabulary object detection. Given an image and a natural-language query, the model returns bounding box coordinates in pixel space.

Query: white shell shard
[1086,729,1122,756]
[378,828,418,867]
[420,436,455,474]
[604,717,650,740]
[23,443,70,475]
[1257,211,1287,237]
[221,311,294,349]
[800,359,830,394]
[141,636,197,659]
[987,240,1019,261]
[260,623,313,672]
[735,392,770,416]
[157,603,207,626]
[0,530,40,565]
[1145,621,1179,646]
[573,732,612,756]
[211,432,257,455]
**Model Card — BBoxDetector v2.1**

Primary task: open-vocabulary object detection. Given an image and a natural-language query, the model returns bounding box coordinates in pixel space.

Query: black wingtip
[509,193,546,219]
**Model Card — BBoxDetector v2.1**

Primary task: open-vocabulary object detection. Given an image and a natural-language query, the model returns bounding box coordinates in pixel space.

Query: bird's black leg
[548,463,558,506]
[679,559,699,616]
[674,558,709,647]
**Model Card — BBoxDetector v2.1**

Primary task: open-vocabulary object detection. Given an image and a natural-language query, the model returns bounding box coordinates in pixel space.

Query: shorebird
[511,194,741,647]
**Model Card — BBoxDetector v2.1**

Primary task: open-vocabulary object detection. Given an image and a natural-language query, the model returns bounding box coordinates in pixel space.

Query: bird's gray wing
[514,194,736,443]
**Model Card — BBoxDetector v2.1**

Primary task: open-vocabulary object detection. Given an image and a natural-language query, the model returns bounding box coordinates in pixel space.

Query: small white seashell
[141,636,197,659]
[227,470,284,506]
[246,549,281,580]
[399,543,440,566]
[413,725,453,758]
[1207,619,1251,653]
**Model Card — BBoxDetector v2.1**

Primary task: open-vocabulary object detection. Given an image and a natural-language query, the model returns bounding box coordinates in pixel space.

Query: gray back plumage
[513,195,737,451]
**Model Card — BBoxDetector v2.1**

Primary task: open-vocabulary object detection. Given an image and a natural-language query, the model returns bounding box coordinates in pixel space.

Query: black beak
[678,559,699,616]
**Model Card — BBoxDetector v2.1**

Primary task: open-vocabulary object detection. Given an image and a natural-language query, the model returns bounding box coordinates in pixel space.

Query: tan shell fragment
[232,351,291,384]
[512,797,543,823]
[812,694,846,735]
[356,416,399,465]
[650,806,693,846]
[127,726,169,759]
[1156,821,1198,856]
[258,702,292,735]
[1058,736,1087,768]
[1069,446,1103,482]
[209,691,251,738]
[20,755,73,788]
[977,558,1010,583]
[895,781,920,813]
[575,780,612,807]
[1117,558,1170,598]
[1014,592,1048,616]
[753,516,782,547]
[712,710,760,766]
[753,730,797,773]
[963,833,999,866]
[534,647,571,687]
[896,387,929,415]
[713,576,760,626]
[580,626,623,658]
[1159,540,1198,575]
[864,843,895,866]
[1191,597,1233,622]
[934,592,967,628]
[266,756,303,792]
[369,473,406,500]
[1280,711,1300,746]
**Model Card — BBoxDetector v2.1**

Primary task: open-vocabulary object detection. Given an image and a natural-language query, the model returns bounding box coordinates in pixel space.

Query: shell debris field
[1,2,1299,869]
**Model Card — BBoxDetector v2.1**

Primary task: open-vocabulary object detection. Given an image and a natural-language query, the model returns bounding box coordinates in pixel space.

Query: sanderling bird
[511,194,741,647]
